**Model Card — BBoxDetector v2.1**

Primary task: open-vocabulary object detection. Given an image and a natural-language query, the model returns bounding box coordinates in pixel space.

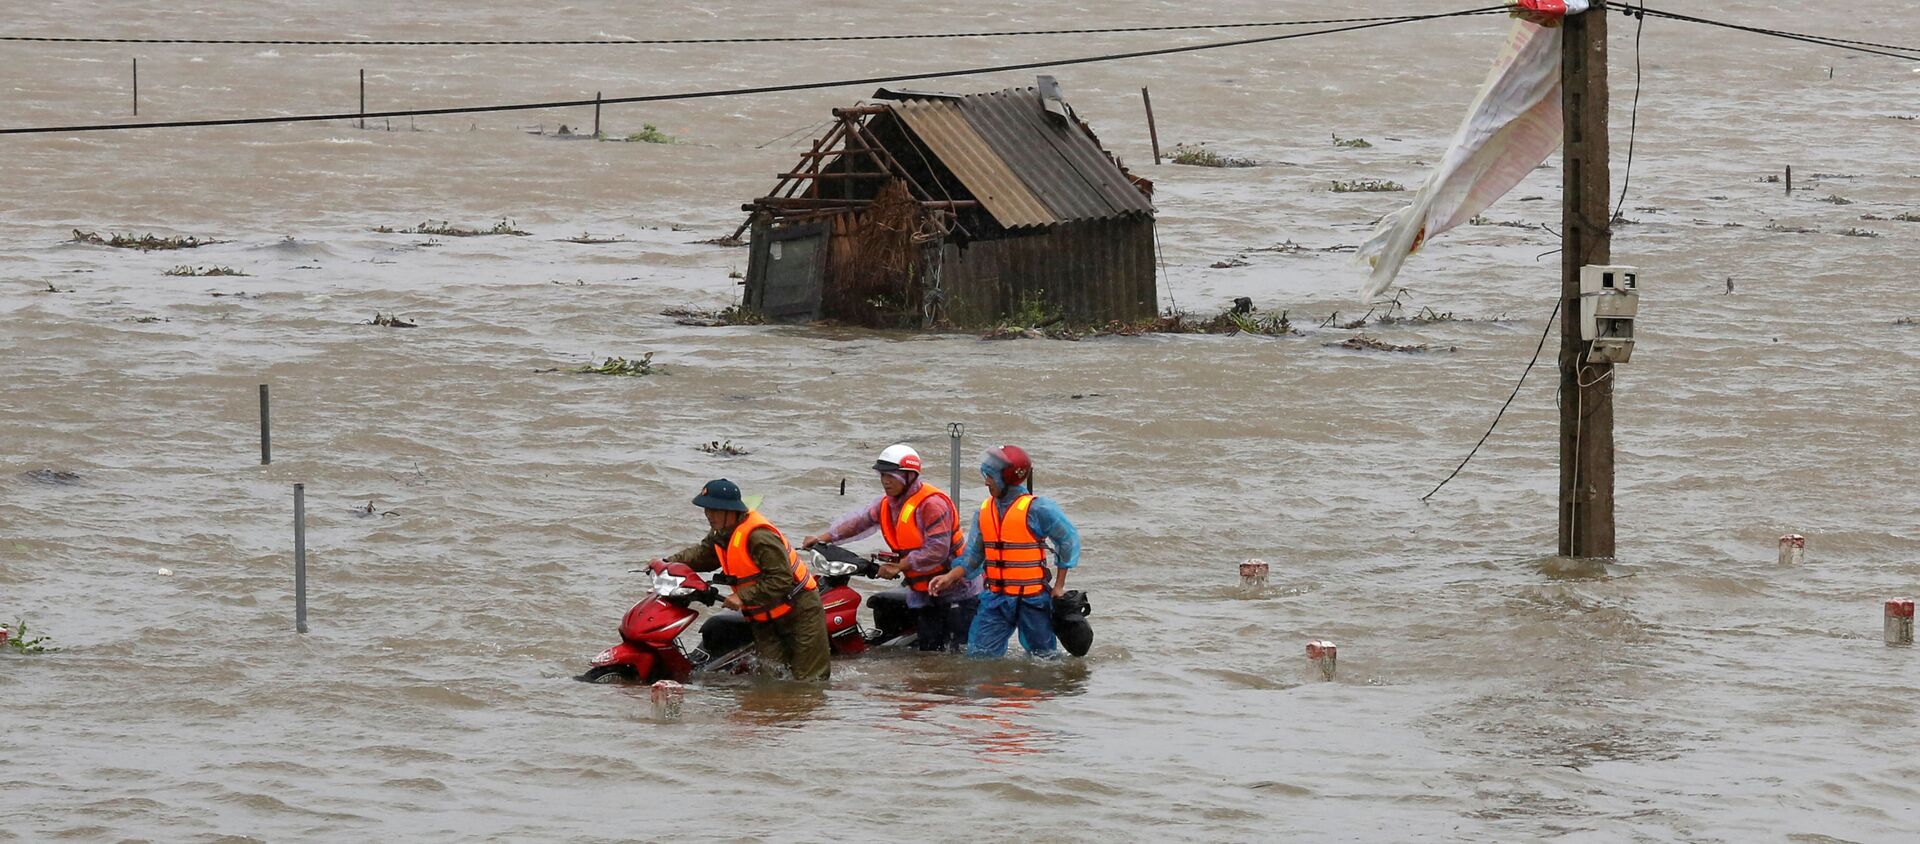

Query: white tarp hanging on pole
[1355,1,1590,300]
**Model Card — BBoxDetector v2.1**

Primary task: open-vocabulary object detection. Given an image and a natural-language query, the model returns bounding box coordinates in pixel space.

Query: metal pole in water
[948,422,963,494]
[132,58,139,116]
[593,91,602,137]
[294,483,308,633]
[259,384,271,465]
[358,69,366,130]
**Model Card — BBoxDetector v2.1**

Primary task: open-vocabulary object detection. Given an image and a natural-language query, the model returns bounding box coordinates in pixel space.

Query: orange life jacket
[715,511,816,622]
[978,494,1047,597]
[879,483,965,593]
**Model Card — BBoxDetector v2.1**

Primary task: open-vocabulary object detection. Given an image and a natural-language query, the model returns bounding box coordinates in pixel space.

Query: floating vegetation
[698,440,751,457]
[1209,256,1250,269]
[42,282,72,293]
[1337,335,1449,354]
[1252,240,1306,254]
[1819,194,1854,205]
[1765,221,1819,234]
[1838,227,1881,238]
[163,265,248,277]
[696,234,747,247]
[617,124,675,144]
[364,310,418,328]
[1469,215,1538,229]
[662,304,766,326]
[72,230,223,251]
[373,219,530,237]
[1894,316,1916,326]
[1759,174,1782,183]
[124,316,168,324]
[1169,143,1257,168]
[1860,212,1920,223]
[1331,133,1373,149]
[1095,306,1296,338]
[1331,179,1405,193]
[981,290,1068,339]
[22,469,80,485]
[4,618,57,654]
[571,353,658,376]
[559,233,629,244]
[208,290,250,298]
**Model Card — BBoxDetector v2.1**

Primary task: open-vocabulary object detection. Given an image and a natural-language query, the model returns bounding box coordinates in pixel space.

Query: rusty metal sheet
[952,88,1155,224]
[888,99,1055,229]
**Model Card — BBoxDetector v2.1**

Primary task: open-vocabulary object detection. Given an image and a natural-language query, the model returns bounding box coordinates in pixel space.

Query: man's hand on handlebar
[722,592,743,612]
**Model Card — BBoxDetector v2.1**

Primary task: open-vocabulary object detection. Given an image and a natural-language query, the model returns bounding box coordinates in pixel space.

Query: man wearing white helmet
[802,444,981,651]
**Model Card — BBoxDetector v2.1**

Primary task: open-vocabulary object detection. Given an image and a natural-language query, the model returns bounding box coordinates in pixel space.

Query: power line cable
[0,13,1509,46]
[1617,2,1920,60]
[1422,300,1560,502]
[0,6,1510,136]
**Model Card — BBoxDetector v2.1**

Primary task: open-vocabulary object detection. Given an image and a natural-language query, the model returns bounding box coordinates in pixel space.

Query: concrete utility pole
[1558,9,1614,558]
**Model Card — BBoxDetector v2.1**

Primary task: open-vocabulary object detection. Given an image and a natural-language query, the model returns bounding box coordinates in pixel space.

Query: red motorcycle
[577,544,909,684]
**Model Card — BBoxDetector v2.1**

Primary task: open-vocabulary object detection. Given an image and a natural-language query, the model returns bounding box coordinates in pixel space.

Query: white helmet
[872,444,922,473]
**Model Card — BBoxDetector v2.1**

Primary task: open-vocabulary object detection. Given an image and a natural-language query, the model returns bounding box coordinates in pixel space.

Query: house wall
[934,217,1157,327]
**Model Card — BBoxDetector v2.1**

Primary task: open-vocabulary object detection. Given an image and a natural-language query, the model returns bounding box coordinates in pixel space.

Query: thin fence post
[358,69,366,130]
[132,58,139,116]
[259,384,271,464]
[948,422,963,496]
[594,91,602,137]
[1785,165,1792,195]
[294,483,308,633]
[1141,87,1162,165]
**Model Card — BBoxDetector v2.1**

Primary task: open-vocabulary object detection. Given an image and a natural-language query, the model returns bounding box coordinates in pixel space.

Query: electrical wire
[1421,299,1561,502]
[0,6,1509,136]
[0,13,1511,47]
[1616,2,1920,61]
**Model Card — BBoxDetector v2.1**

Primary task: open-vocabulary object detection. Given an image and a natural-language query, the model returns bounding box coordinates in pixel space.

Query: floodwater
[4,0,1918,840]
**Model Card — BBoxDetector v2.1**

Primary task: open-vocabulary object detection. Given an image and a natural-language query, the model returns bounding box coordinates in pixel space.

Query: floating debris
[364,312,418,328]
[373,219,529,237]
[1893,316,1915,326]
[1335,335,1451,354]
[124,316,168,324]
[163,265,248,277]
[1251,240,1306,254]
[1819,194,1854,205]
[1469,215,1538,229]
[71,230,223,251]
[42,282,72,293]
[697,440,751,457]
[1331,179,1405,193]
[1331,133,1373,149]
[1765,221,1819,234]
[559,233,629,244]
[1860,212,1920,223]
[22,469,80,485]
[662,304,766,327]
[208,290,250,298]
[4,618,56,654]
[1209,256,1250,269]
[570,353,659,376]
[1838,227,1882,238]
[696,234,747,247]
[611,124,675,144]
[1169,143,1257,168]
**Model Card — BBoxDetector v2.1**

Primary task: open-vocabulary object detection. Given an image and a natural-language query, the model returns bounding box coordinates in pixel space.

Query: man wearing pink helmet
[929,445,1082,659]
[801,444,981,651]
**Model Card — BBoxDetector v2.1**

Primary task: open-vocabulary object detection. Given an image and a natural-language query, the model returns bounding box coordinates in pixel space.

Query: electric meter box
[1579,265,1640,365]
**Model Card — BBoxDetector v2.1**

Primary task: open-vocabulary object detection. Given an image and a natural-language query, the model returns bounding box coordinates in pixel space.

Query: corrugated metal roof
[889,99,1055,229]
[877,86,1153,229]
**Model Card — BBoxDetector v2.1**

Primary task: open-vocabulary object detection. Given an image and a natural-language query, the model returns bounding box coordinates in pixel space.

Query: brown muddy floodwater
[3,0,1918,840]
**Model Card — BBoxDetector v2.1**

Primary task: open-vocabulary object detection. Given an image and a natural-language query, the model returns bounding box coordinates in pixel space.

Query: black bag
[1051,590,1093,657]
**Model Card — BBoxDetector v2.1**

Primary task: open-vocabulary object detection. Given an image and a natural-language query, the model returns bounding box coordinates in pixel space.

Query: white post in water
[1886,599,1914,647]
[948,422,963,494]
[294,483,309,633]
[1307,640,1337,681]
[1778,534,1805,565]
[650,680,684,717]
[1239,559,1269,590]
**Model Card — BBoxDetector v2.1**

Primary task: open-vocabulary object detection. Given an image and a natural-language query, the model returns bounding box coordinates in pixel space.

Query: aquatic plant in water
[573,353,658,376]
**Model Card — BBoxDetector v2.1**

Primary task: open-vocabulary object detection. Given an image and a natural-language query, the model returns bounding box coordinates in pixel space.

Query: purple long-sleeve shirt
[822,478,981,607]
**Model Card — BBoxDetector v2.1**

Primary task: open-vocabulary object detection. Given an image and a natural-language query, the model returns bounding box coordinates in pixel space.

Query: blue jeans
[966,591,1057,658]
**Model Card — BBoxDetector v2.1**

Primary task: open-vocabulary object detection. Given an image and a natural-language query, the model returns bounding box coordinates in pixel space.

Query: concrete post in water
[1785,165,1792,194]
[294,483,309,633]
[593,91,602,138]
[1557,6,1615,558]
[838,478,846,496]
[1886,599,1914,647]
[1306,640,1336,681]
[1777,533,1804,565]
[259,384,271,465]
[1239,559,1269,590]
[650,679,684,717]
[948,422,963,495]
[132,58,139,116]
[358,69,366,130]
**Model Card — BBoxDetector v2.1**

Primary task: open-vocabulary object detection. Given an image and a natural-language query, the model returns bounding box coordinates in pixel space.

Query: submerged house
[740,78,1158,328]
